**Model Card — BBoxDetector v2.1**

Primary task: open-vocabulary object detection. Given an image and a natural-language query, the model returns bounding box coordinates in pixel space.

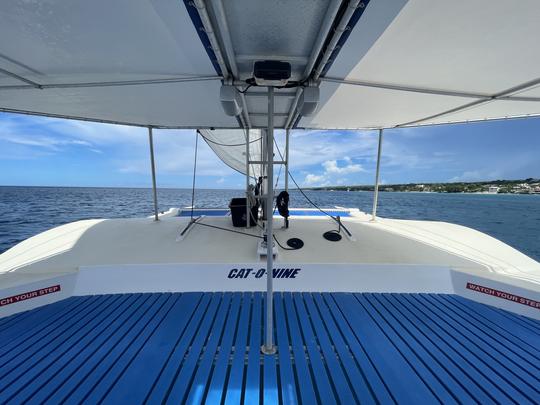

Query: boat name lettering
[228,268,301,279]
[0,285,61,307]
[466,282,540,309]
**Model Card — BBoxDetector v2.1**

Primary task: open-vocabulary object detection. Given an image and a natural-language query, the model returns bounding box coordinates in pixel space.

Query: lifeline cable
[273,137,353,237]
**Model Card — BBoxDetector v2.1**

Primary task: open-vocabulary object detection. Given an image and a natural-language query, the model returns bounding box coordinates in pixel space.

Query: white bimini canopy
[0,0,539,130]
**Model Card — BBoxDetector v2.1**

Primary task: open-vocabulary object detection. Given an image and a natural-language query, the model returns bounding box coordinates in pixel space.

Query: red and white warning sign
[0,285,61,307]
[466,282,540,309]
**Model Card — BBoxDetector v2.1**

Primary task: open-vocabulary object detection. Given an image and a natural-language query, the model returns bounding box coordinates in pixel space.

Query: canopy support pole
[371,129,383,222]
[261,129,266,218]
[262,86,276,356]
[245,129,251,228]
[284,128,290,193]
[190,131,199,220]
[148,127,159,221]
[0,67,42,89]
[210,0,252,129]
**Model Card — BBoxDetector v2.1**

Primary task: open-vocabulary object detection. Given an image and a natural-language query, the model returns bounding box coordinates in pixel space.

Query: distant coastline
[311,178,540,194]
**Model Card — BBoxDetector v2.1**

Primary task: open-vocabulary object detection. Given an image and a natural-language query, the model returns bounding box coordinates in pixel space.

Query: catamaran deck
[0,292,538,404]
[1,210,539,319]
[2,210,539,276]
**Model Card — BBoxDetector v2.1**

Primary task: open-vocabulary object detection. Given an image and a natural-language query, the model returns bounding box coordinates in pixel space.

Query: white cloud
[115,129,234,177]
[0,115,234,178]
[278,129,431,178]
[7,113,535,188]
[3,134,93,151]
[302,157,365,187]
[304,173,327,186]
[278,129,378,170]
[449,169,503,182]
[322,159,363,174]
[0,115,123,156]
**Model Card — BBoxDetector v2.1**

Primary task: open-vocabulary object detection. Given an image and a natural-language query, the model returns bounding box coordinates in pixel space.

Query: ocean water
[0,186,539,261]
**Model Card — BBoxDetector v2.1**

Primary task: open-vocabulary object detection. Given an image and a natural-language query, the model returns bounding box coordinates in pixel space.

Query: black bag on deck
[229,198,258,227]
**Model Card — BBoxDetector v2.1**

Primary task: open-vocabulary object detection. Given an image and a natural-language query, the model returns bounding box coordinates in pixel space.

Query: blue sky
[0,112,539,189]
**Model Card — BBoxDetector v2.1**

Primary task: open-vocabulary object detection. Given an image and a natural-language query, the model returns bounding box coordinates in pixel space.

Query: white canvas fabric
[0,0,539,129]
[199,129,263,178]
[300,0,540,129]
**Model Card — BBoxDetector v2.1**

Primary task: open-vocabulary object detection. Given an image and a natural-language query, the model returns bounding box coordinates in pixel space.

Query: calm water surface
[0,186,539,261]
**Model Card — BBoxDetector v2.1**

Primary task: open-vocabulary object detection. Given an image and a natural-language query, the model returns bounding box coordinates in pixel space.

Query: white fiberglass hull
[0,208,539,319]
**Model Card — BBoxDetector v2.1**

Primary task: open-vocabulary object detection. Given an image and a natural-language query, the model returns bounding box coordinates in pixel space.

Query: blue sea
[1,186,539,261]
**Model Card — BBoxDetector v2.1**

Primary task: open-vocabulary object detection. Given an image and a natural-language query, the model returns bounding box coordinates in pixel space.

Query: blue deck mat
[0,292,538,404]
[178,209,351,217]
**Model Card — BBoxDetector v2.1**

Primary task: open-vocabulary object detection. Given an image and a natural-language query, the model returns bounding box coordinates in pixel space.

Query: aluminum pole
[283,0,341,130]
[245,129,250,228]
[148,127,159,221]
[284,128,290,193]
[261,129,266,219]
[371,129,383,222]
[262,87,276,355]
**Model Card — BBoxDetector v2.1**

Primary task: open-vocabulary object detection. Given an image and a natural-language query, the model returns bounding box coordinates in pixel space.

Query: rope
[190,130,199,220]
[246,200,299,251]
[194,218,296,250]
[194,221,263,239]
[200,133,262,147]
[273,138,353,237]
[274,162,282,189]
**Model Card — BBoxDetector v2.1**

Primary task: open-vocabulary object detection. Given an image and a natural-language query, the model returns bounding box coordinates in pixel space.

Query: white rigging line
[322,77,540,103]
[396,77,540,127]
[0,75,222,91]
